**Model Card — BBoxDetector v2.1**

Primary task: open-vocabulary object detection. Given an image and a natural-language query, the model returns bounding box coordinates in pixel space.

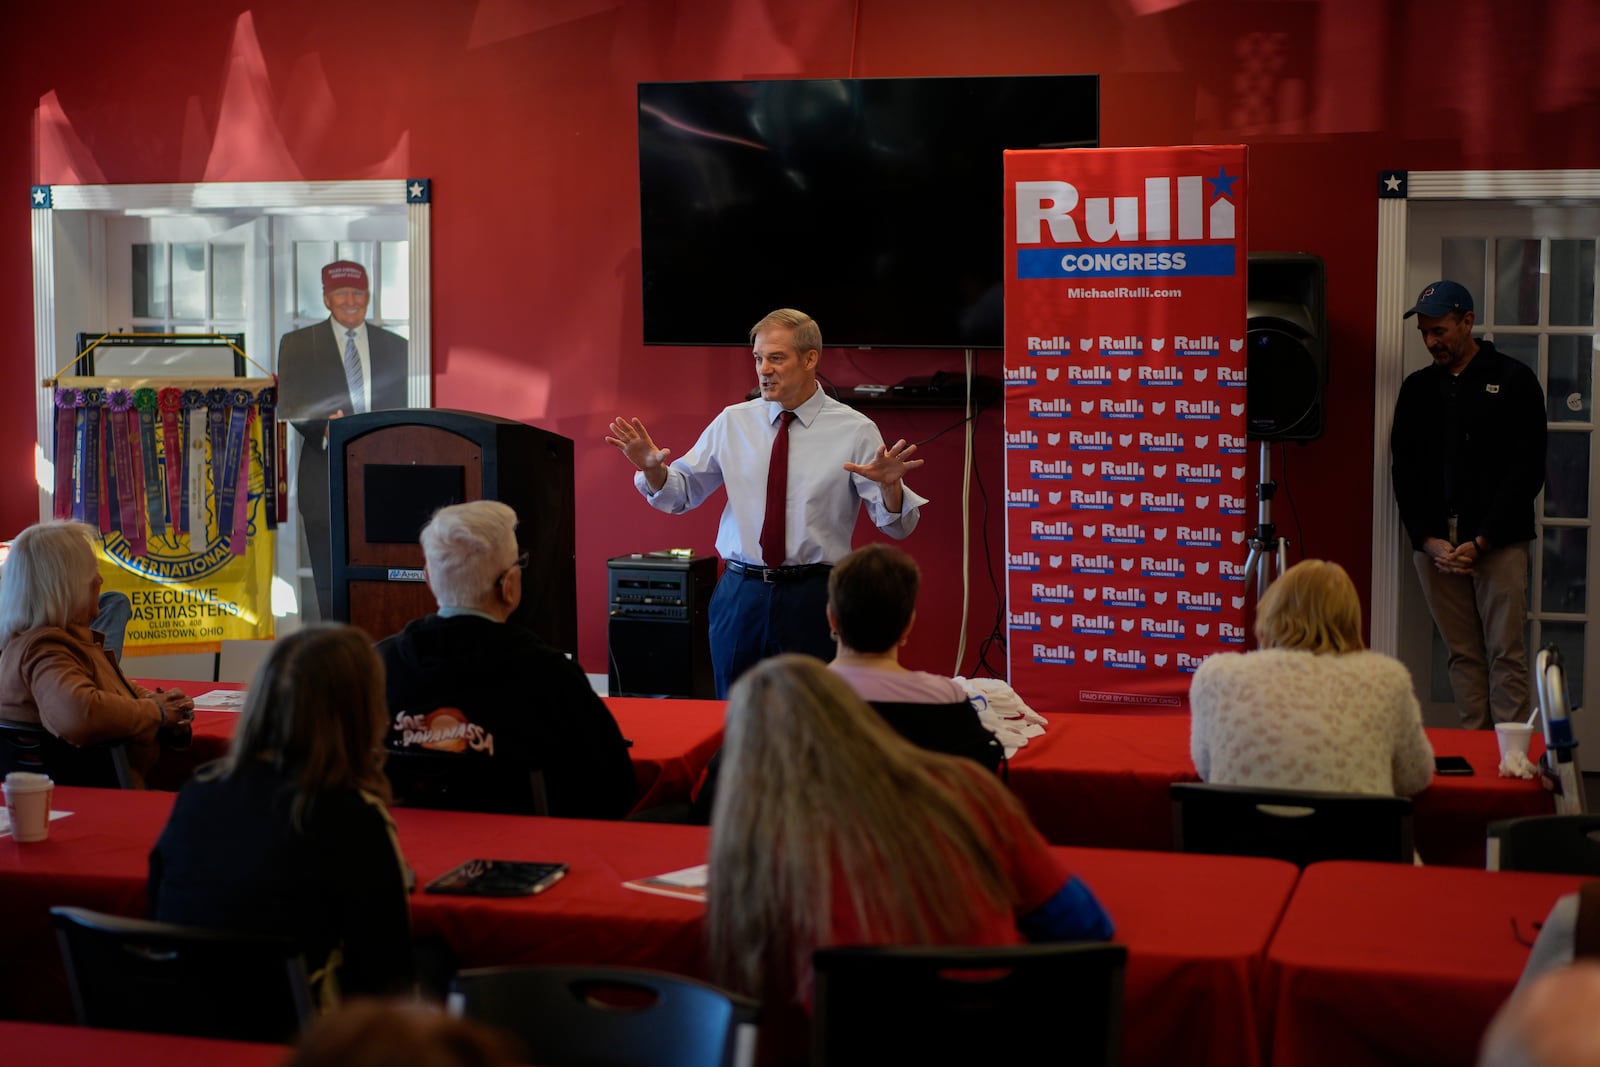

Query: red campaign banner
[1002,145,1249,714]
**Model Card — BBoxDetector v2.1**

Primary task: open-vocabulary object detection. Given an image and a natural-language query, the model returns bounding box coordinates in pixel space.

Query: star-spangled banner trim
[1379,171,1408,199]
[406,178,431,203]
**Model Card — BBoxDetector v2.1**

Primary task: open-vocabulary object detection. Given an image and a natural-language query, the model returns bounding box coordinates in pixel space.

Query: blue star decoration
[1378,171,1407,199]
[1205,167,1239,200]
[30,185,51,209]
[406,178,431,204]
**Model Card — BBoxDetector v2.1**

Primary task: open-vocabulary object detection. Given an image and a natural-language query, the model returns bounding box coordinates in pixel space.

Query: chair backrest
[1488,815,1600,874]
[448,965,756,1067]
[689,698,1004,824]
[1171,782,1414,866]
[384,746,549,816]
[868,700,1005,774]
[0,720,133,789]
[50,906,314,1043]
[812,942,1126,1067]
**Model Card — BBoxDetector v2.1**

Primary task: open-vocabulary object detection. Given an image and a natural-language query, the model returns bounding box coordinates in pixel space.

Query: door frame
[29,179,433,521]
[1370,169,1600,662]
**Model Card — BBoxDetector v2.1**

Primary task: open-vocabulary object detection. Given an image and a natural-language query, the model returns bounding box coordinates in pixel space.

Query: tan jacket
[0,624,162,783]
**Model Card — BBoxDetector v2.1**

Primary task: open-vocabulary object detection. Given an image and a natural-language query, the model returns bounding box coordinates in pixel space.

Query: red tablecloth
[138,680,725,813]
[0,787,1295,1067]
[1007,714,1553,865]
[1262,861,1584,1067]
[0,1020,286,1067]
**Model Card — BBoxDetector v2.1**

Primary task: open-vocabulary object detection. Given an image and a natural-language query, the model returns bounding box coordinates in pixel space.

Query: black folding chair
[1488,815,1600,874]
[50,906,313,1043]
[1171,782,1414,867]
[448,965,756,1067]
[0,721,133,788]
[812,942,1126,1066]
[384,747,548,816]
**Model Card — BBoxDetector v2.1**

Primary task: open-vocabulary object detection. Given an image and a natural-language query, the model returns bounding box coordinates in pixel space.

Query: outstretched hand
[605,417,672,490]
[843,439,923,486]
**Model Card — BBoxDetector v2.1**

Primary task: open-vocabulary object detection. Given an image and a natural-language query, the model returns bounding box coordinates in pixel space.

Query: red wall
[5,0,1597,673]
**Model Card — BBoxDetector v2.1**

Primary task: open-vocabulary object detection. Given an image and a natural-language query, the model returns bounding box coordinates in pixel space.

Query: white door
[1400,203,1599,746]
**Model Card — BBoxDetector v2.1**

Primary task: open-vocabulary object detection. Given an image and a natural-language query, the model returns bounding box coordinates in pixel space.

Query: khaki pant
[1413,542,1531,729]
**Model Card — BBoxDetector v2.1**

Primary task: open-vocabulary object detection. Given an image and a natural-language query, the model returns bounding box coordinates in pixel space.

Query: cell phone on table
[1434,755,1475,776]
[424,860,568,897]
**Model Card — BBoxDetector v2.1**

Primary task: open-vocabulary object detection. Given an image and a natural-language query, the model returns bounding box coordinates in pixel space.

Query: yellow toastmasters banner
[51,378,285,655]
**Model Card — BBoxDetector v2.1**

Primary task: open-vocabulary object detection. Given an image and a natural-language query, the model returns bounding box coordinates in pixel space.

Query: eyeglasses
[497,552,530,585]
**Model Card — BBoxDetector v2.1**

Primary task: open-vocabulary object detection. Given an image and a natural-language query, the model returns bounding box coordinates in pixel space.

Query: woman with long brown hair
[706,655,1111,1013]
[148,624,413,1002]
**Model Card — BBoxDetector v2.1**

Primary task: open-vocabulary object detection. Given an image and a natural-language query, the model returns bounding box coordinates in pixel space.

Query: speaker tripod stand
[1241,440,1289,598]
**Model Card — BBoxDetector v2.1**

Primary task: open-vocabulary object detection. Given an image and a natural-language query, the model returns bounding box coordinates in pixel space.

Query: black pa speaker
[1246,252,1326,442]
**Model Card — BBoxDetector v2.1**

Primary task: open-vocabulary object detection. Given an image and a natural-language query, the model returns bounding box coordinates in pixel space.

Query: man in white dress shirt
[277,261,408,619]
[607,308,925,696]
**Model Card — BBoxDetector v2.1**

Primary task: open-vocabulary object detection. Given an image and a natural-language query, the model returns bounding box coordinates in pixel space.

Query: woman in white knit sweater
[1189,559,1435,797]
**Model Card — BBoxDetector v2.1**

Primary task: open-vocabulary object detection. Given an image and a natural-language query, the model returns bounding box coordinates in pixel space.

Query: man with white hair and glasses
[377,500,634,819]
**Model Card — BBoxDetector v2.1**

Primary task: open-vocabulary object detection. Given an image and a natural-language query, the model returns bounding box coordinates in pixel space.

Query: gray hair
[0,521,98,647]
[420,501,519,610]
[749,308,822,355]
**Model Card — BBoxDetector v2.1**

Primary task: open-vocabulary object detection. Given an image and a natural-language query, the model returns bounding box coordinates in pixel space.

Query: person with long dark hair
[148,624,413,1002]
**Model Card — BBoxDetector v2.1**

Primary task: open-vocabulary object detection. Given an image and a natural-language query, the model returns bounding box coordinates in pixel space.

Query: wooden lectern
[328,410,576,651]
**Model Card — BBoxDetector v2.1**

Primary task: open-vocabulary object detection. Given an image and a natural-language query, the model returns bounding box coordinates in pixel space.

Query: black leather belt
[725,560,832,584]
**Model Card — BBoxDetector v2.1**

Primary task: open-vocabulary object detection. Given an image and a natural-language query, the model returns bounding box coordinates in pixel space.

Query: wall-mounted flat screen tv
[638,75,1098,350]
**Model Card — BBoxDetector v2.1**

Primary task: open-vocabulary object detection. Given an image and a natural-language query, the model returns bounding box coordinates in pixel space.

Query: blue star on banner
[1378,171,1407,198]
[1205,167,1239,200]
[406,178,431,204]
[30,185,51,209]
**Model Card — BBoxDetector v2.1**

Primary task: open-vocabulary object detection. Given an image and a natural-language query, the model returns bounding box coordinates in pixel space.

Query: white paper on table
[191,689,248,712]
[622,863,709,902]
[0,809,74,838]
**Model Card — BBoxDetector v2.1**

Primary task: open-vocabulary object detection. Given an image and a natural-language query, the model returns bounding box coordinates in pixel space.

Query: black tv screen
[638,75,1099,350]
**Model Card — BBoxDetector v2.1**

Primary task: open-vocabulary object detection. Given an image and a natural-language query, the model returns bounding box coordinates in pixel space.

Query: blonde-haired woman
[148,624,413,1001]
[0,521,192,785]
[1188,559,1434,796]
[707,655,1111,1027]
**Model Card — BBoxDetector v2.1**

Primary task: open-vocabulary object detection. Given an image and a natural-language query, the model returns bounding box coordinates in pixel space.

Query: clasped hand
[1424,536,1478,575]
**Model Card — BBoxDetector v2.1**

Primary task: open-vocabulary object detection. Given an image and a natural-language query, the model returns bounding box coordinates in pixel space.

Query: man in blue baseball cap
[1390,280,1546,729]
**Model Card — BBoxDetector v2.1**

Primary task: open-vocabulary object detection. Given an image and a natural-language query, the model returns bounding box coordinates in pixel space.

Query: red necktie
[761,410,796,567]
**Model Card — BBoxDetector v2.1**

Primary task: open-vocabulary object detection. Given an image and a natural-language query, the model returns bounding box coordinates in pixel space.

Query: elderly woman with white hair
[0,521,193,785]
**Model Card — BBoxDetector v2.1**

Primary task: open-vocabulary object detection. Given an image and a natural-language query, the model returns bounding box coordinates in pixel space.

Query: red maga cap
[321,260,368,292]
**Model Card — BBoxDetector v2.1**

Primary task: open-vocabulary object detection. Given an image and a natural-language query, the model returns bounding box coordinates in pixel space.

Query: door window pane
[212,244,246,321]
[171,243,206,320]
[1495,333,1538,375]
[1495,239,1542,325]
[1547,334,1593,422]
[131,244,167,319]
[1542,526,1588,614]
[296,241,335,319]
[1441,238,1486,304]
[1550,239,1596,327]
[1545,430,1591,519]
[1538,621,1586,715]
[380,241,409,320]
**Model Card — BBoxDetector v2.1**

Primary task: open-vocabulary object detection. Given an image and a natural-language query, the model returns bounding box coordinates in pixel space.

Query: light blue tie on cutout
[342,329,366,414]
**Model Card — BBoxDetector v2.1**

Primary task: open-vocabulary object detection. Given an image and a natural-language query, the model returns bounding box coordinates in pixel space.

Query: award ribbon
[216,388,252,554]
[256,386,281,529]
[134,388,165,538]
[106,389,144,556]
[81,388,105,533]
[53,389,82,520]
[205,388,229,514]
[229,398,254,555]
[183,390,207,543]
[159,388,183,533]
